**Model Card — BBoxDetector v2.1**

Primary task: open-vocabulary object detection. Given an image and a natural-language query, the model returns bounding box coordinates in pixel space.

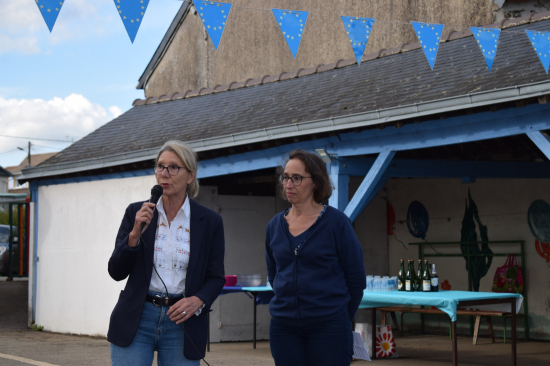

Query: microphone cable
[139,219,211,366]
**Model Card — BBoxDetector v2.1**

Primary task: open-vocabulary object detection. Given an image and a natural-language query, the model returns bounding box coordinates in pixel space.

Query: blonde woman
[108,140,225,365]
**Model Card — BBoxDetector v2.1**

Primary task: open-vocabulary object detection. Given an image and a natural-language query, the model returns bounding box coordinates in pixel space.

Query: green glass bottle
[413,259,422,291]
[422,259,431,292]
[398,259,405,291]
[405,260,413,292]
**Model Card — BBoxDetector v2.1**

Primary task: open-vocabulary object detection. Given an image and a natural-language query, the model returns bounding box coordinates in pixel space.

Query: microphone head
[150,185,163,204]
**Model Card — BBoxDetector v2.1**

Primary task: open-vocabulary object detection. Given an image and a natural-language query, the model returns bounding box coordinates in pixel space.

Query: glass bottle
[405,260,413,292]
[431,264,439,292]
[413,259,422,291]
[398,259,405,291]
[422,259,431,292]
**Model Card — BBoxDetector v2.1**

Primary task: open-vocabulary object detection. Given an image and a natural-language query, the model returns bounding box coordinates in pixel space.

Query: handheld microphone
[141,185,163,231]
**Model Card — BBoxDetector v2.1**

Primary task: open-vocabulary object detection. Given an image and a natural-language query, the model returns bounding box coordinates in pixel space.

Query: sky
[0,0,183,168]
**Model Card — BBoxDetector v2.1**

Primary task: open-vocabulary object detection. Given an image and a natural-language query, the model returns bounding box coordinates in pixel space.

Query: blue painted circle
[407,201,429,240]
[527,199,550,243]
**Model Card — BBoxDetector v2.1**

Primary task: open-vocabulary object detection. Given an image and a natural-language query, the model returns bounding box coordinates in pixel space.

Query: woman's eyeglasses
[279,175,312,186]
[153,164,185,176]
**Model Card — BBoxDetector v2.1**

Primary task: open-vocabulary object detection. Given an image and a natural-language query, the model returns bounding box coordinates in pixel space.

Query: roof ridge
[133,10,550,107]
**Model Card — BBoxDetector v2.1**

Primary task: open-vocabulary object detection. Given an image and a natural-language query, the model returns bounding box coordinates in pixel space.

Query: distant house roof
[0,166,12,177]
[6,153,57,174]
[21,12,550,181]
[137,1,191,90]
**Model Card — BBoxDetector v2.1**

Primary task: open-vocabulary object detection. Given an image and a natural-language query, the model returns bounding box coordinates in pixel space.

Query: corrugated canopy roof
[38,12,550,169]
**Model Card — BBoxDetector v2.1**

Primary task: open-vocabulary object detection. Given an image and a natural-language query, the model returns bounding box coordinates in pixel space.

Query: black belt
[145,294,184,307]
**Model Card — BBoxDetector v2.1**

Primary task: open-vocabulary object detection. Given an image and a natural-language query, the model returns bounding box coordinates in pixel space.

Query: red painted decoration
[441,279,452,291]
[535,240,550,263]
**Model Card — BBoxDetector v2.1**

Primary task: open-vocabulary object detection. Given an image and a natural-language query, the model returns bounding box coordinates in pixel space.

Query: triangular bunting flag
[113,0,150,43]
[471,27,501,71]
[525,30,550,74]
[412,21,445,70]
[35,0,66,32]
[341,16,375,65]
[272,9,309,58]
[195,1,232,50]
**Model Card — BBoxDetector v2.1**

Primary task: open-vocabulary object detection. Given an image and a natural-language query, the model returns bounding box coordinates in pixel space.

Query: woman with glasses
[108,140,225,365]
[265,149,366,366]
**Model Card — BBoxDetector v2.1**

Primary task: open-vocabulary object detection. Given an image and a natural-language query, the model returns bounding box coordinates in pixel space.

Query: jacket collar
[143,207,159,284]
[186,199,205,294]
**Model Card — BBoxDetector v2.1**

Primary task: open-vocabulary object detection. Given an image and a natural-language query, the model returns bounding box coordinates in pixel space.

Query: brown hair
[277,149,333,203]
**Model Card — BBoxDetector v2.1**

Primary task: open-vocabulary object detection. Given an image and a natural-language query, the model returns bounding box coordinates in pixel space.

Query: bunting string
[31,0,550,73]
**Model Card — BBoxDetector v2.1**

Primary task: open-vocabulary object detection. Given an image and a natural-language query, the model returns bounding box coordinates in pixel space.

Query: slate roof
[40,12,550,168]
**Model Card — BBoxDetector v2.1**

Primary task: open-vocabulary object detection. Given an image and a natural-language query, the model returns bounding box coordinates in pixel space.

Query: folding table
[208,285,274,350]
[359,290,523,365]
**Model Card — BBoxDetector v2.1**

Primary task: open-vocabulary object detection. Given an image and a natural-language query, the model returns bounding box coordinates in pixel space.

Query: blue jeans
[269,311,353,366]
[110,292,200,366]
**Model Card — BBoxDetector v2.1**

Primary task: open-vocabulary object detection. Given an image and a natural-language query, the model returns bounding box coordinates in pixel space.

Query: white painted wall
[35,175,157,336]
[34,174,289,340]
[386,178,550,340]
[33,174,388,340]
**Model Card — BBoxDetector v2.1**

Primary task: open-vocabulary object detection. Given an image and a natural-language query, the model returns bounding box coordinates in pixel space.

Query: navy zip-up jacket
[265,206,366,322]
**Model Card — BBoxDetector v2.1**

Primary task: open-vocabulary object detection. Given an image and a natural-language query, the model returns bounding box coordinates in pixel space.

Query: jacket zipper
[287,206,328,321]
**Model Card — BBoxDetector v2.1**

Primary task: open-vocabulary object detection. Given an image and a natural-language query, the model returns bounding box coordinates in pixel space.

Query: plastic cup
[366,276,373,291]
[374,278,382,292]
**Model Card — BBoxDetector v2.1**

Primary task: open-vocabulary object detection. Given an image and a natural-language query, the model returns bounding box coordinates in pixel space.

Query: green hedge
[0,210,19,226]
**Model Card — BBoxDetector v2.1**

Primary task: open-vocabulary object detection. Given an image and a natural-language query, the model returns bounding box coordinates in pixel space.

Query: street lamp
[17,142,31,167]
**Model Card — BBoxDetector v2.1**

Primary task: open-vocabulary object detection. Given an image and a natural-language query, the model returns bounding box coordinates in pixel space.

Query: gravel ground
[1,280,549,366]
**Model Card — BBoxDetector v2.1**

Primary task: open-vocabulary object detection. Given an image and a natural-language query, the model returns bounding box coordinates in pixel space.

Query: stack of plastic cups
[366,276,373,291]
[374,276,381,292]
[391,276,398,290]
[382,276,390,291]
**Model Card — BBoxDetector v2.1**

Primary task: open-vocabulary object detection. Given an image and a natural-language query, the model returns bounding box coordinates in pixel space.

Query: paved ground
[1,280,549,366]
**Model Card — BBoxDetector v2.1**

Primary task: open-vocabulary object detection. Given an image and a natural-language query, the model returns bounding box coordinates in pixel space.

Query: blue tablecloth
[359,290,523,321]
[220,285,274,305]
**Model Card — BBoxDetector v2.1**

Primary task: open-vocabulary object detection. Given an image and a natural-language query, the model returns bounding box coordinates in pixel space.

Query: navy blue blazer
[107,199,225,360]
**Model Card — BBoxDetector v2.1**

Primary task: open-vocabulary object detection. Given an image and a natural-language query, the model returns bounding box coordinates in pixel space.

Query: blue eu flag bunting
[195,1,233,50]
[35,0,65,32]
[341,16,375,65]
[471,27,501,71]
[113,0,150,43]
[412,22,444,70]
[526,30,550,74]
[272,9,309,58]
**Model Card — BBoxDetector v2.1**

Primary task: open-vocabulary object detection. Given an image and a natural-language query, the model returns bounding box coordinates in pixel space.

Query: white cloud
[0,0,103,54]
[0,94,121,167]
[108,106,123,118]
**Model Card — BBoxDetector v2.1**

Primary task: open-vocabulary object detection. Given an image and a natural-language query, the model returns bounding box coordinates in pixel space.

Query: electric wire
[0,149,20,156]
[0,134,74,143]
[30,143,64,151]
[139,215,211,366]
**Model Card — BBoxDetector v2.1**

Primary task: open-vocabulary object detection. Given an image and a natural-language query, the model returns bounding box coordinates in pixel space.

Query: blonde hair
[156,140,200,198]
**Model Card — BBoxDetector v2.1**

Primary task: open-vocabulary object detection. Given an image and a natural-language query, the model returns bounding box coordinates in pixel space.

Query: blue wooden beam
[527,130,550,160]
[362,175,389,211]
[328,159,349,211]
[197,136,339,179]
[327,103,550,157]
[338,158,550,179]
[344,151,395,222]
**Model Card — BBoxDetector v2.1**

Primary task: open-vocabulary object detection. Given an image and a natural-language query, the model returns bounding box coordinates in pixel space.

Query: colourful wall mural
[528,199,550,266]
[460,189,493,292]
[406,201,429,240]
